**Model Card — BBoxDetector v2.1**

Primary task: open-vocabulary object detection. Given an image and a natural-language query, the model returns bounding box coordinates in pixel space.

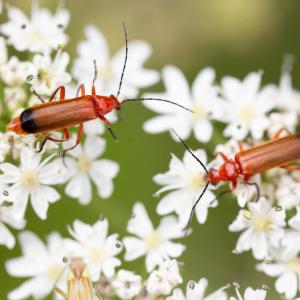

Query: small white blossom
[68,218,122,281]
[0,133,11,163]
[6,231,77,300]
[4,86,26,112]
[257,249,300,299]
[63,136,119,205]
[72,25,159,99]
[154,149,216,227]
[267,111,297,138]
[0,2,70,53]
[274,71,300,113]
[147,259,182,296]
[230,285,266,300]
[281,207,300,255]
[112,270,142,299]
[0,56,33,86]
[275,175,300,210]
[219,72,275,140]
[0,147,63,220]
[229,197,285,260]
[143,66,222,142]
[0,183,26,249]
[123,202,185,272]
[0,36,8,64]
[167,278,228,300]
[29,51,71,96]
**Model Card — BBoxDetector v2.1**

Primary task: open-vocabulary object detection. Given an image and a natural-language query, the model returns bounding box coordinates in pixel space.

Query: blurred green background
[1,0,300,298]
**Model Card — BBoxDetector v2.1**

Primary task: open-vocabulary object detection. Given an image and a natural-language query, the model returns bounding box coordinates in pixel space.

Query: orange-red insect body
[8,92,121,135]
[206,134,300,188]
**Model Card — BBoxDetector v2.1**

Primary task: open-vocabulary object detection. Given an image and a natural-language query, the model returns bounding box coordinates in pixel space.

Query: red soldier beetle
[172,129,300,230]
[7,24,193,155]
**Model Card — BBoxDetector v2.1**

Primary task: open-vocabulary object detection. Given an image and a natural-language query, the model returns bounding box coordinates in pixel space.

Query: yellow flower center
[145,231,161,250]
[191,104,206,121]
[77,155,92,173]
[37,68,52,89]
[47,263,63,281]
[239,105,255,122]
[29,30,44,43]
[21,170,39,189]
[189,173,205,190]
[287,257,300,272]
[252,215,271,232]
[89,246,106,263]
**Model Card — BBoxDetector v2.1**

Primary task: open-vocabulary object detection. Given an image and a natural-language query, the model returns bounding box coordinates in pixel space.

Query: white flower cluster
[148,61,300,298]
[1,1,300,300]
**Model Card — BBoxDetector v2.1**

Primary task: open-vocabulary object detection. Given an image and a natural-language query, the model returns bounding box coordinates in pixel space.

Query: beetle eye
[116,106,121,110]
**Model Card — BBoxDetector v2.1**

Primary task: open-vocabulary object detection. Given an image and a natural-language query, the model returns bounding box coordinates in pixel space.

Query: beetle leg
[245,181,260,201]
[53,287,68,299]
[97,115,118,142]
[215,152,229,162]
[76,84,86,97]
[237,141,244,152]
[272,127,291,140]
[59,123,84,158]
[280,164,300,170]
[48,86,65,102]
[91,59,97,96]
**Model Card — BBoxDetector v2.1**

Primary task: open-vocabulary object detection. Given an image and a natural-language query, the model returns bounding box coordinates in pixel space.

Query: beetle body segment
[7,95,121,135]
[206,134,300,188]
[235,134,300,175]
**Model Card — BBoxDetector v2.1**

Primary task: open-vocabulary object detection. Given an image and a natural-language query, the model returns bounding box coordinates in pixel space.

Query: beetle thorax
[207,159,240,186]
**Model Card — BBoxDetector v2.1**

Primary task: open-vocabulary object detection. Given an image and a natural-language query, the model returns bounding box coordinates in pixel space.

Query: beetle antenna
[116,22,128,98]
[122,98,194,113]
[92,59,98,87]
[171,129,208,174]
[170,129,210,235]
[184,182,210,236]
[32,89,45,103]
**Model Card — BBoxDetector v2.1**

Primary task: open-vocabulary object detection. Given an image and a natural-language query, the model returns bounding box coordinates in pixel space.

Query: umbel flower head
[0,147,63,220]
[0,2,70,54]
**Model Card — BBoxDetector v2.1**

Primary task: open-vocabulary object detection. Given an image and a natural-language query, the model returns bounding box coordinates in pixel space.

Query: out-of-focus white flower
[257,249,300,299]
[72,25,159,99]
[0,147,63,220]
[167,278,228,300]
[63,136,119,205]
[0,36,7,64]
[275,175,300,210]
[68,219,122,281]
[154,149,216,227]
[0,183,26,249]
[143,66,221,142]
[0,2,70,53]
[281,208,300,255]
[0,133,11,163]
[147,259,182,296]
[0,56,33,86]
[4,86,26,112]
[6,231,77,300]
[219,72,275,140]
[29,51,71,96]
[267,111,297,138]
[123,202,185,272]
[229,285,267,300]
[112,270,142,299]
[229,197,285,260]
[274,71,300,113]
